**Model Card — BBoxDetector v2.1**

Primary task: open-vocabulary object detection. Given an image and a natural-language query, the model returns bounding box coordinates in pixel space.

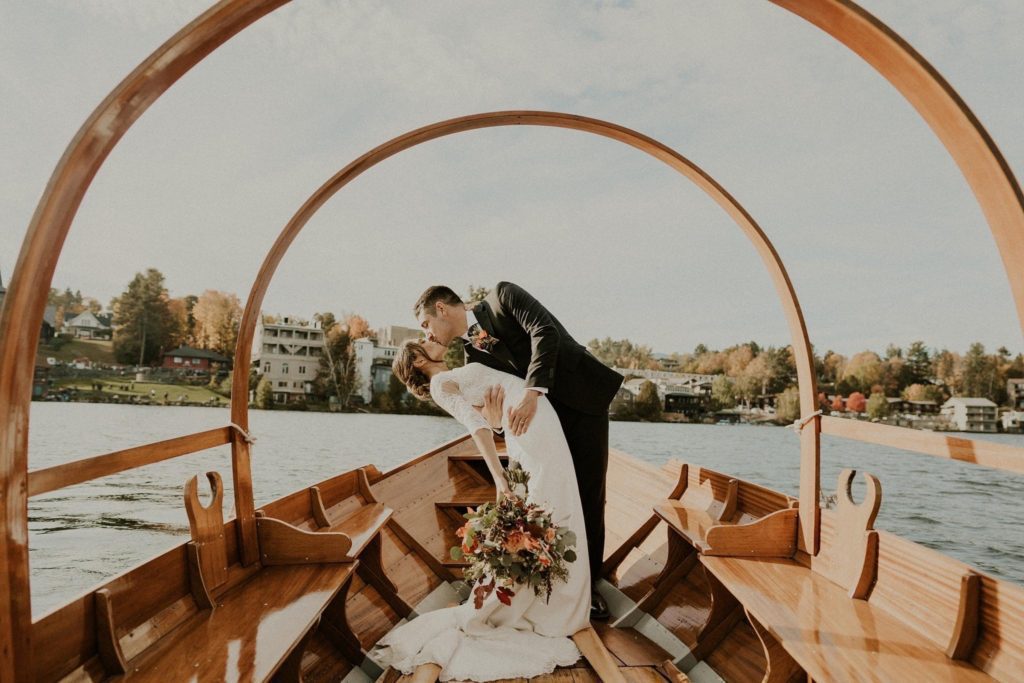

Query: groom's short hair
[414,285,463,317]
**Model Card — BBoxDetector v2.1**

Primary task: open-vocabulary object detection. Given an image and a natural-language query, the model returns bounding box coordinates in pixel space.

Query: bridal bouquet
[450,460,579,608]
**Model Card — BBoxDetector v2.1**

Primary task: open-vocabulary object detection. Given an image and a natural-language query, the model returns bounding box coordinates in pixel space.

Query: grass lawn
[38,338,117,364]
[52,378,228,406]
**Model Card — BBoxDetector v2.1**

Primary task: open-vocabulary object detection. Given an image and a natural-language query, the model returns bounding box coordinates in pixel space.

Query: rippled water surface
[27,402,1024,616]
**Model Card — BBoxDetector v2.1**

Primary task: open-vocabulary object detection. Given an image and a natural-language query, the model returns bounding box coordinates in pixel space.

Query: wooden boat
[2,1,1023,681]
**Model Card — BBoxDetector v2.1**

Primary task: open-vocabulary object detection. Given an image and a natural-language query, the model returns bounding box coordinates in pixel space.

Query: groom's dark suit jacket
[463,281,624,417]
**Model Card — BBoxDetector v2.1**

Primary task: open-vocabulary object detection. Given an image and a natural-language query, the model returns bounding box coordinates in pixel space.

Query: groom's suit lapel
[469,302,519,373]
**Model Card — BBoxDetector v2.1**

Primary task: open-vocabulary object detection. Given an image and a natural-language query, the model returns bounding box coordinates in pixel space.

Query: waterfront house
[254,316,323,404]
[0,272,56,342]
[353,337,399,405]
[62,310,112,339]
[621,376,710,418]
[1002,410,1024,433]
[162,346,231,371]
[940,397,999,432]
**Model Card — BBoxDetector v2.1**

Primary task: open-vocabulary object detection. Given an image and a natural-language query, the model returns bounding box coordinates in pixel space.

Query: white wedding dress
[370,362,592,681]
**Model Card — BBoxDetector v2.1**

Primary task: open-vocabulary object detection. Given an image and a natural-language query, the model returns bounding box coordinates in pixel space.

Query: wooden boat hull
[27,435,1024,682]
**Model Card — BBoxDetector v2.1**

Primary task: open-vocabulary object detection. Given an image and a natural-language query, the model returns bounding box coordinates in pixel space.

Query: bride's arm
[470,429,513,501]
[433,379,512,499]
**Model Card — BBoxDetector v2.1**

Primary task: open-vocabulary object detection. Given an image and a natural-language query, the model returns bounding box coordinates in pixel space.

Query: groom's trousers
[547,394,610,586]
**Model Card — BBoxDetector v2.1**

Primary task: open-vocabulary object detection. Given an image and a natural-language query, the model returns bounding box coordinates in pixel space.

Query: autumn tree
[314,321,360,407]
[192,290,242,358]
[902,383,943,402]
[587,337,656,369]
[846,391,867,413]
[841,351,883,395]
[466,285,491,303]
[775,386,800,424]
[48,287,85,329]
[866,392,890,419]
[932,349,962,394]
[255,377,274,409]
[711,375,737,410]
[111,269,177,365]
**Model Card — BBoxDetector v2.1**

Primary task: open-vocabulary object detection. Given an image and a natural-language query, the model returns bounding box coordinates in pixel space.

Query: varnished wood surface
[810,469,880,598]
[701,556,995,681]
[821,415,1024,475]
[28,427,231,498]
[7,0,1024,677]
[121,562,357,681]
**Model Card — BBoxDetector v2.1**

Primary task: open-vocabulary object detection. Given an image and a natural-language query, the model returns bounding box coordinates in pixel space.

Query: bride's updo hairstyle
[393,339,433,401]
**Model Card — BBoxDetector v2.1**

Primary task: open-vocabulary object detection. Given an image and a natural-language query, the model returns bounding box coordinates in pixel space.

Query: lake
[26,402,1024,616]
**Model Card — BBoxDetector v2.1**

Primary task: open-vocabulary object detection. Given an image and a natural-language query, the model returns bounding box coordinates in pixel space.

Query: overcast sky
[2,1,1023,357]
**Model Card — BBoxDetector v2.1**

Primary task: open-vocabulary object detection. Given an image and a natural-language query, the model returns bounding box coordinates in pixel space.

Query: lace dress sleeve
[431,374,491,435]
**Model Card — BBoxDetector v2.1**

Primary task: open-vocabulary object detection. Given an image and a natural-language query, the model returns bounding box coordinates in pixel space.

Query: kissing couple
[371,281,624,681]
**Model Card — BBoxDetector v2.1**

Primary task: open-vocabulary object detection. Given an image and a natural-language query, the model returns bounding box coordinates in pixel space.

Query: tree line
[588,337,1023,410]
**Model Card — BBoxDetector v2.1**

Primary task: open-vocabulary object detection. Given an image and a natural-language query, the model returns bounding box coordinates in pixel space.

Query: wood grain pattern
[122,562,358,681]
[746,608,804,683]
[821,415,1024,475]
[94,588,127,675]
[28,427,231,497]
[703,508,799,558]
[947,571,981,660]
[256,514,354,565]
[571,626,627,683]
[810,469,880,598]
[701,555,994,681]
[184,471,229,592]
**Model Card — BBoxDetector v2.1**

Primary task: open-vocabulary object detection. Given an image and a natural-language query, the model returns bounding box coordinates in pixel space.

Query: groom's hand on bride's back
[508,389,538,436]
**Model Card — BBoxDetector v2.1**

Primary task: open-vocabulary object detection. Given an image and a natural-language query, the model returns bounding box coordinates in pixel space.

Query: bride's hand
[496,479,513,503]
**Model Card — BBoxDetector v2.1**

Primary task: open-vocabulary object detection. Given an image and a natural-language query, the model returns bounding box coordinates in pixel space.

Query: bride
[372,338,591,681]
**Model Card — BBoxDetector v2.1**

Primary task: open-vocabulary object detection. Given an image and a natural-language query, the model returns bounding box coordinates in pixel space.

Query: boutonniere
[470,327,499,351]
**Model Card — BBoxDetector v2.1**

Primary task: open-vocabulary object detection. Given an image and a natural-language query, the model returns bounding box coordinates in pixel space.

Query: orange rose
[544,527,556,542]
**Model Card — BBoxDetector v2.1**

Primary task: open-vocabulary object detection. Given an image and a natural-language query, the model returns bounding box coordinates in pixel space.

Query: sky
[2,0,1023,358]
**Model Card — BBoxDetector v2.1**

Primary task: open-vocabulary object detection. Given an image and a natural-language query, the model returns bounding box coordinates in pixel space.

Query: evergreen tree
[111,269,176,365]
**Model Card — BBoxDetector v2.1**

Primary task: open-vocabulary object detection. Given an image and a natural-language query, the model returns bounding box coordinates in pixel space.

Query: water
[26,402,1024,616]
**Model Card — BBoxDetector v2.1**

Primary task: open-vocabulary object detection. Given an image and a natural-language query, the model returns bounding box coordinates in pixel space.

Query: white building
[254,316,324,404]
[353,337,400,405]
[375,325,422,348]
[63,310,112,339]
[940,397,998,433]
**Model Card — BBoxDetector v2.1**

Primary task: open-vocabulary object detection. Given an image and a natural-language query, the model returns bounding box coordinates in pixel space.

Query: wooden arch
[226,109,823,568]
[1,1,1022,679]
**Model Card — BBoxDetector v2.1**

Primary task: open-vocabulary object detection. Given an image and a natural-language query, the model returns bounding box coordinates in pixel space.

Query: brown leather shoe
[590,589,610,620]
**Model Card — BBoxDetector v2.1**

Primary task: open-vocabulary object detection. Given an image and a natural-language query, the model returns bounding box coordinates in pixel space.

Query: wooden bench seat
[700,555,995,682]
[86,467,400,681]
[121,560,359,681]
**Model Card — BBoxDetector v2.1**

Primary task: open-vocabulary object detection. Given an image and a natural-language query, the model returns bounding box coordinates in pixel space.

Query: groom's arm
[496,281,560,392]
[496,281,561,435]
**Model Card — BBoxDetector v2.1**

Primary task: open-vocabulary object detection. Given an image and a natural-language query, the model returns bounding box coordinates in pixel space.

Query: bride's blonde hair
[392,339,434,401]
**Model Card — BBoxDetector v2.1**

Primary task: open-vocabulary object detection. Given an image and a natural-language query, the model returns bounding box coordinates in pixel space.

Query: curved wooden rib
[774,0,1024,338]
[227,110,823,559]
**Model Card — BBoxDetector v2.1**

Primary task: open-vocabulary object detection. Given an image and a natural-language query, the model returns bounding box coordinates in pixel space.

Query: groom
[414,282,624,620]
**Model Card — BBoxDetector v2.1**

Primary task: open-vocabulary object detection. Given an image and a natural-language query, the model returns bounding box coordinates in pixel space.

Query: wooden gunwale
[821,416,1024,474]
[2,0,1023,679]
[27,427,232,497]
